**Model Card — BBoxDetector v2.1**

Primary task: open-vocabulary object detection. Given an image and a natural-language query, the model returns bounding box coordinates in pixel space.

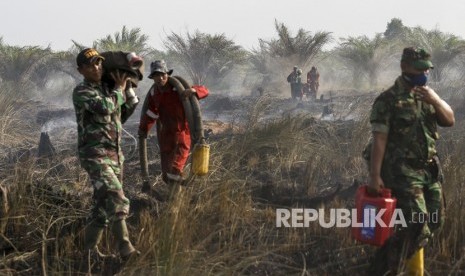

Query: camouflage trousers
[383,157,444,242]
[371,157,444,274]
[81,157,130,227]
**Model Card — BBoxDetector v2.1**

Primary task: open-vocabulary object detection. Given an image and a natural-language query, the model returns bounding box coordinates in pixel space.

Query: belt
[405,158,434,169]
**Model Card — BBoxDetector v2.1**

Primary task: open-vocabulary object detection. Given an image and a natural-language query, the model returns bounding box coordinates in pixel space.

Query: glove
[181,88,196,99]
[125,82,139,105]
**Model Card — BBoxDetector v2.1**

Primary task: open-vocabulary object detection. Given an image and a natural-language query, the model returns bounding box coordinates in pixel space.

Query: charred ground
[0,89,464,275]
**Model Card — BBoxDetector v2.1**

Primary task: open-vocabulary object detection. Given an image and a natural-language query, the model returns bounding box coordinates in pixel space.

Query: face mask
[403,72,428,86]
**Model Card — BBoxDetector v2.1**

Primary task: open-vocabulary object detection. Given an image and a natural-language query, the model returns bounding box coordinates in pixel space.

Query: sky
[0,0,464,51]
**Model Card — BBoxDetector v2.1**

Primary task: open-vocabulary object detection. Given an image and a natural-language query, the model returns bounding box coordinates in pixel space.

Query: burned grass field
[0,87,465,275]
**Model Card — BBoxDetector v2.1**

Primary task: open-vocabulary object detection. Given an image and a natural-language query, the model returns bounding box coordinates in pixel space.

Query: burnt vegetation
[1,19,465,275]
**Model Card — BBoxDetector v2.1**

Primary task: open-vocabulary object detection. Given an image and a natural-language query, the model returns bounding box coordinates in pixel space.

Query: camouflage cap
[148,60,173,78]
[401,47,434,70]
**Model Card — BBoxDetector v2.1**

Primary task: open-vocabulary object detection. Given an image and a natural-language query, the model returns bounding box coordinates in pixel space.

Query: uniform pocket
[431,156,444,183]
[392,105,416,135]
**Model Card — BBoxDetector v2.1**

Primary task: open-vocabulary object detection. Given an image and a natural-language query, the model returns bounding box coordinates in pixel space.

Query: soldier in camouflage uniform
[73,48,140,262]
[367,47,455,274]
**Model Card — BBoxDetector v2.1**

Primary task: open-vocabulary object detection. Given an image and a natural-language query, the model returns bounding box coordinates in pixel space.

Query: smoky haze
[1,0,464,51]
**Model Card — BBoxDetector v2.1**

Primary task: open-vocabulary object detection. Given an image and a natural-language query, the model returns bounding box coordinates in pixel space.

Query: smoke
[41,117,76,133]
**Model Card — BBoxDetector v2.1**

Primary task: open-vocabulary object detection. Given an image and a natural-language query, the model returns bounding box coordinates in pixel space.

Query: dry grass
[0,83,37,149]
[0,89,464,275]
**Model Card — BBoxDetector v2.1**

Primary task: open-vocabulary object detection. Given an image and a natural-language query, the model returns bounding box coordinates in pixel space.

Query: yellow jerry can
[192,143,210,176]
[406,247,424,276]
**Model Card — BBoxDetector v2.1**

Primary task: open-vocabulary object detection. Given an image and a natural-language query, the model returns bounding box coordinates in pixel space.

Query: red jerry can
[352,185,397,246]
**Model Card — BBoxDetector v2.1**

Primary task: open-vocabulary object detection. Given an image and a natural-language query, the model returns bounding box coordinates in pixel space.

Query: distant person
[367,47,454,275]
[72,48,140,264]
[287,66,302,100]
[307,66,320,96]
[138,60,209,189]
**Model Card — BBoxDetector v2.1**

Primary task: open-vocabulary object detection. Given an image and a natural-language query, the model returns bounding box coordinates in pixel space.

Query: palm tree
[69,27,156,82]
[337,34,397,88]
[246,41,275,93]
[164,30,248,85]
[260,20,332,68]
[0,43,57,91]
[96,26,153,56]
[406,27,465,82]
[249,41,270,76]
[247,20,331,95]
[51,46,83,82]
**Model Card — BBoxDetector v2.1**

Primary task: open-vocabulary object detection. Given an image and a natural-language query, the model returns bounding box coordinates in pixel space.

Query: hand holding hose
[138,136,149,181]
[110,70,130,91]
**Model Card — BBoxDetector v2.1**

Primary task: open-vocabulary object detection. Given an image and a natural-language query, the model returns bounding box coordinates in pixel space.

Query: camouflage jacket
[73,80,138,165]
[370,76,439,165]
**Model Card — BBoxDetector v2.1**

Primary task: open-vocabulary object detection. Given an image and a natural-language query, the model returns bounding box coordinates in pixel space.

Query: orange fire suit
[139,83,208,178]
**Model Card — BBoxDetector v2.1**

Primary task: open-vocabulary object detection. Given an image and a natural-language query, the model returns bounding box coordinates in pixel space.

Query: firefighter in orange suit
[138,60,208,184]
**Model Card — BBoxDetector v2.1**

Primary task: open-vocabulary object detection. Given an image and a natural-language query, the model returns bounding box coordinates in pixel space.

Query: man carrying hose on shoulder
[72,48,140,268]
